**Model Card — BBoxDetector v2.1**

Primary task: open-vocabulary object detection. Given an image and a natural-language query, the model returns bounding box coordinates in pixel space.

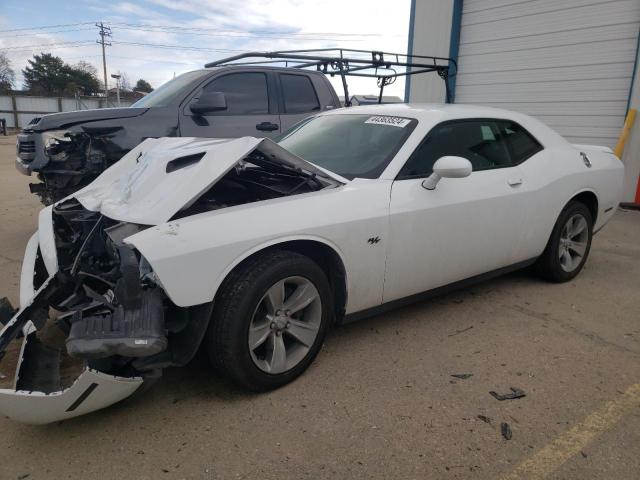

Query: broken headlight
[42,129,73,159]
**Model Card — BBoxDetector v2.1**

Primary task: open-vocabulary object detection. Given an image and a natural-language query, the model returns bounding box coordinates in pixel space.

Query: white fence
[0,94,135,129]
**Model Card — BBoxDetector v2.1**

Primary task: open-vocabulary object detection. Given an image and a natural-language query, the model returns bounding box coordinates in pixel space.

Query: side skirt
[342,257,538,324]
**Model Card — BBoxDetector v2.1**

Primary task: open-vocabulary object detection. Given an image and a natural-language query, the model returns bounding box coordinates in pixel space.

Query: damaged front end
[16,108,151,205]
[2,136,342,424]
[0,199,212,424]
[18,128,125,205]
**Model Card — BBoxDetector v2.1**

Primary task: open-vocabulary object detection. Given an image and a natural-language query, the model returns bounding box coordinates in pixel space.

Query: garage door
[454,0,640,148]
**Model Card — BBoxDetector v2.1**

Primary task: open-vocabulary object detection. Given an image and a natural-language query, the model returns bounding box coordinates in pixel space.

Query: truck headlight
[42,130,72,159]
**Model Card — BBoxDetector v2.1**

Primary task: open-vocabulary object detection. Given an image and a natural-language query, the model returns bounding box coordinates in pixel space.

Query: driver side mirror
[189,91,227,115]
[421,156,472,190]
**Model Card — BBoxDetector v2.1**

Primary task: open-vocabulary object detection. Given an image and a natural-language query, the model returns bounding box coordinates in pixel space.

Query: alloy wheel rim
[558,213,589,272]
[248,276,322,374]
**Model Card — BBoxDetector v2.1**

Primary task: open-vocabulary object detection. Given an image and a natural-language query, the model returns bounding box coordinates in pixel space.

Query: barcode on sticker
[365,116,411,128]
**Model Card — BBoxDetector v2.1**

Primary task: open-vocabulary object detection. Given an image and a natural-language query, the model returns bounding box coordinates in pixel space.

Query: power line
[110,25,366,42]
[111,41,244,53]
[0,40,95,51]
[0,22,95,34]
[0,27,96,38]
[108,22,399,37]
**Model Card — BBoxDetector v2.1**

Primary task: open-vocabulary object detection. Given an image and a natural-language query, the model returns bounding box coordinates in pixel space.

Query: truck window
[280,74,320,114]
[204,73,269,114]
[132,70,210,108]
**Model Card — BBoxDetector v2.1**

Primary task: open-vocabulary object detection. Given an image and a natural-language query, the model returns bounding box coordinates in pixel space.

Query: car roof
[323,103,531,121]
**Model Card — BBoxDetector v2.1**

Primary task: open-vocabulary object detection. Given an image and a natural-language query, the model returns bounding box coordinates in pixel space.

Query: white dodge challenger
[0,104,624,423]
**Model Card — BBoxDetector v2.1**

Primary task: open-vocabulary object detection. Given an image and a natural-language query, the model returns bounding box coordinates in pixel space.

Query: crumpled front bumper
[0,358,143,425]
[0,219,143,424]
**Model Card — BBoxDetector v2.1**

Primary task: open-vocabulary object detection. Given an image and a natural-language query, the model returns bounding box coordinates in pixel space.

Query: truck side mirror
[190,91,227,115]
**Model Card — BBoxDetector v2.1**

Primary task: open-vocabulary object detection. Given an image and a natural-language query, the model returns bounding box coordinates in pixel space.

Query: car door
[383,118,536,303]
[180,71,281,138]
[277,73,322,131]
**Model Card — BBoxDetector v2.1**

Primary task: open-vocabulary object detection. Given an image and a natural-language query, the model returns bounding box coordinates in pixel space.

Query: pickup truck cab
[16,66,341,203]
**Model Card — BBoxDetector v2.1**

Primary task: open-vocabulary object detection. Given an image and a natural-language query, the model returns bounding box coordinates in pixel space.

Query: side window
[494,120,543,164]
[203,73,269,114]
[280,74,320,114]
[399,120,512,178]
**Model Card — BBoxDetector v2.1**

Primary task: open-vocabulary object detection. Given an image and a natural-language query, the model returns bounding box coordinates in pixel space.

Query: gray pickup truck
[16,66,341,203]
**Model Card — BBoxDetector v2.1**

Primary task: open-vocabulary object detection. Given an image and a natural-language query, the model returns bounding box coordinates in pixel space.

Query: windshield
[277,114,417,179]
[131,70,210,108]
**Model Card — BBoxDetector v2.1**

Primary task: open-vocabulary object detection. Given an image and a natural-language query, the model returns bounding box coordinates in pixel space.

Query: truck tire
[206,250,333,391]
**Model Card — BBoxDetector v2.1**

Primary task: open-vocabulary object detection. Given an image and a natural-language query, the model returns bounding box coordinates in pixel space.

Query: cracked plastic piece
[0,367,142,425]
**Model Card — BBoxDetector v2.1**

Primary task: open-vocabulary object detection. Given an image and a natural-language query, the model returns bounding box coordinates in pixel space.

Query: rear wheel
[536,201,593,282]
[206,250,332,391]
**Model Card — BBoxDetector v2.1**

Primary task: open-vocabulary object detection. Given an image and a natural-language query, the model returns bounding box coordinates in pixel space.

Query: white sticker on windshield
[365,116,411,128]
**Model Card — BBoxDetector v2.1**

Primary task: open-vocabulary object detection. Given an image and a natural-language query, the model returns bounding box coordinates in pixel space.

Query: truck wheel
[206,250,333,391]
[536,201,593,282]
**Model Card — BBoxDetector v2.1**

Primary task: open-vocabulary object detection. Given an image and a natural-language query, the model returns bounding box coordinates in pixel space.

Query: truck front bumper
[15,157,32,176]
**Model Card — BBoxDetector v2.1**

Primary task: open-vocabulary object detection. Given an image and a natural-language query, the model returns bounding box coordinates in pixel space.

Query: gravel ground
[0,134,639,480]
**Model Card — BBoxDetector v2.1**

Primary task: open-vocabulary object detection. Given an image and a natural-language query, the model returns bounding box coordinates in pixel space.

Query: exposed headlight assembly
[42,130,73,159]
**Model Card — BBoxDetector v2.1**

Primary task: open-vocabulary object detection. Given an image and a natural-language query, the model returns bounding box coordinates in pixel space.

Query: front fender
[130,230,347,308]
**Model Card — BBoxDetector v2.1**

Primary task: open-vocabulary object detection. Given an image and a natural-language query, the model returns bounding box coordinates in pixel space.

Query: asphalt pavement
[0,134,639,480]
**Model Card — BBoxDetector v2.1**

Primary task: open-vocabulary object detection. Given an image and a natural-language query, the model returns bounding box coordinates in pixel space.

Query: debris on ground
[501,422,512,440]
[477,415,492,424]
[448,326,473,337]
[451,373,473,379]
[489,387,526,401]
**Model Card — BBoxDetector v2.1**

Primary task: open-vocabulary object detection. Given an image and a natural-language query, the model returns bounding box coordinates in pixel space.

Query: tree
[65,64,101,95]
[134,78,153,93]
[22,54,101,95]
[74,60,98,76]
[0,52,15,92]
[22,53,68,94]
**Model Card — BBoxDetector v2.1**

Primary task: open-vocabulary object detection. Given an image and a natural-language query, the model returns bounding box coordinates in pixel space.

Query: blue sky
[0,0,410,96]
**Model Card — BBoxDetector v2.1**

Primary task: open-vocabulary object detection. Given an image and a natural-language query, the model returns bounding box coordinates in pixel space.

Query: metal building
[406,0,640,203]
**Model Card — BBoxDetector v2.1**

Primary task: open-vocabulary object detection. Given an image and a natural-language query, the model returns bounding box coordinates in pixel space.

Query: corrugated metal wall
[0,95,134,128]
[406,0,455,103]
[454,0,640,148]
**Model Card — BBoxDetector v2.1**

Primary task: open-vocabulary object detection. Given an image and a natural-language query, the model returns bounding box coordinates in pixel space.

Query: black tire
[535,201,593,282]
[206,250,333,391]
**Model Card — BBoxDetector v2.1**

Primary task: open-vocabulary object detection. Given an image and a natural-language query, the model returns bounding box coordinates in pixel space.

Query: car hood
[71,136,347,225]
[28,107,148,132]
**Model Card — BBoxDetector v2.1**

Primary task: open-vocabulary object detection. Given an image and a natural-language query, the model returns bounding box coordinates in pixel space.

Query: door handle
[256,122,279,132]
[508,177,523,187]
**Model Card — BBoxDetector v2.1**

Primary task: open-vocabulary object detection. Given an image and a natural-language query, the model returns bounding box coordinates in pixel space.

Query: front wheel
[206,250,333,391]
[535,201,593,282]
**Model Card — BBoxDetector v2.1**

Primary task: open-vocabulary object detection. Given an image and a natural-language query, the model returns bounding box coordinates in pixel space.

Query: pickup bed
[16,66,341,203]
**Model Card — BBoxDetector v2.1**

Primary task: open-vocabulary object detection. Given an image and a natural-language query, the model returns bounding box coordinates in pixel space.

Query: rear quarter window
[495,120,543,164]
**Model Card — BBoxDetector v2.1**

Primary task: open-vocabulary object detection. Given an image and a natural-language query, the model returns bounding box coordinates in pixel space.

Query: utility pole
[96,22,112,101]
